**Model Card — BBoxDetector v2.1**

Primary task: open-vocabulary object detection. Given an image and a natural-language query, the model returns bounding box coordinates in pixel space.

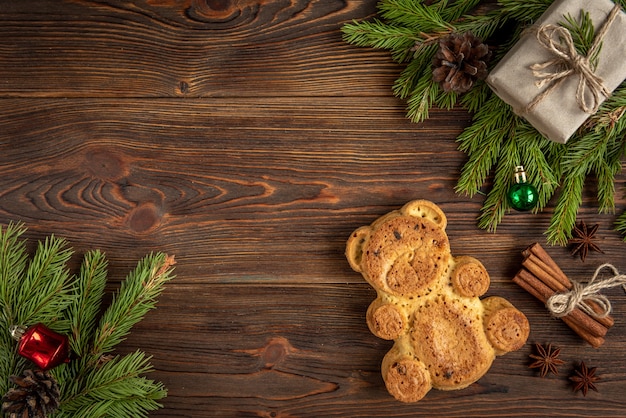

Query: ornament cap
[9,325,26,341]
[514,165,528,184]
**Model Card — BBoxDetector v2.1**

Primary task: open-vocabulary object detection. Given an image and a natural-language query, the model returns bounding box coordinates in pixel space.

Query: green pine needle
[68,250,109,357]
[16,235,74,333]
[59,352,166,418]
[0,225,174,416]
[342,0,626,243]
[91,253,175,359]
[547,172,585,245]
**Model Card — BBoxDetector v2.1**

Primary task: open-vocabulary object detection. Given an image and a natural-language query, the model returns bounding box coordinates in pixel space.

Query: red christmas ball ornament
[10,323,70,370]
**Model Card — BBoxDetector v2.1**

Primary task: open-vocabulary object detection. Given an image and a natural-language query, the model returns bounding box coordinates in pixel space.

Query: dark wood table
[1,1,625,416]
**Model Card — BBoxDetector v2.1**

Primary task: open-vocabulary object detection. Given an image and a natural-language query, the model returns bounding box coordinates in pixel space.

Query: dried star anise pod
[528,343,565,377]
[432,31,491,94]
[569,220,604,262]
[570,361,600,396]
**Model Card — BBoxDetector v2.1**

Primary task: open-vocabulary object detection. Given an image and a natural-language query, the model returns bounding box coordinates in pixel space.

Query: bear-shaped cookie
[346,200,529,402]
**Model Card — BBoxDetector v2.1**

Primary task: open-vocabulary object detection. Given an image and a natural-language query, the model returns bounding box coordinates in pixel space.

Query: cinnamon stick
[523,243,569,286]
[514,269,607,338]
[523,244,614,328]
[513,270,606,348]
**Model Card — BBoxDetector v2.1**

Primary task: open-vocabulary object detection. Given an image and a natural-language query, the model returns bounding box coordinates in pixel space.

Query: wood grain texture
[0,0,394,97]
[1,0,626,416]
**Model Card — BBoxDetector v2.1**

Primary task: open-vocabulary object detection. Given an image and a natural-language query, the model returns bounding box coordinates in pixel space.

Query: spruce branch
[476,134,521,230]
[341,20,418,62]
[617,212,626,240]
[546,171,585,245]
[0,222,28,328]
[0,225,174,416]
[68,250,108,357]
[393,44,438,100]
[498,0,552,22]
[15,235,75,333]
[57,351,166,418]
[378,0,455,33]
[405,68,441,123]
[455,94,515,197]
[90,253,176,359]
[515,124,559,210]
[343,0,626,242]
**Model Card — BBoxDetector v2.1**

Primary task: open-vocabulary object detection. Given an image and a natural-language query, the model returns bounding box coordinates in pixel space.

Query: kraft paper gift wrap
[486,0,626,143]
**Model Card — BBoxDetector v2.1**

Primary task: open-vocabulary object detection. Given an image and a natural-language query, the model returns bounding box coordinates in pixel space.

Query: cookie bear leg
[381,346,432,403]
[482,296,530,355]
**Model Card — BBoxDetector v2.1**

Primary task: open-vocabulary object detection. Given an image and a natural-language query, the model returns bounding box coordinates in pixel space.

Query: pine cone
[1,369,60,418]
[432,32,491,93]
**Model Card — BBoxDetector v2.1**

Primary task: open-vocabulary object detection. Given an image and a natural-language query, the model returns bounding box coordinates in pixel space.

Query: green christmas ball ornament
[508,166,538,211]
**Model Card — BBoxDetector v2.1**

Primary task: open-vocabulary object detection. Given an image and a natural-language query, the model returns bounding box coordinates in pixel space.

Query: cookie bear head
[346,199,453,298]
[346,200,529,402]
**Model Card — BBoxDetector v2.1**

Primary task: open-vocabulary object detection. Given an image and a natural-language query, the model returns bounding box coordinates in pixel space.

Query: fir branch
[0,334,25,395]
[459,80,490,113]
[435,90,459,110]
[617,212,626,240]
[404,61,441,122]
[438,0,483,22]
[455,94,516,196]
[476,135,520,230]
[0,222,28,327]
[0,226,173,415]
[393,44,438,100]
[546,170,585,245]
[57,351,165,418]
[90,254,175,359]
[378,0,454,33]
[498,0,552,22]
[454,10,509,40]
[341,20,418,62]
[560,10,601,67]
[68,250,108,357]
[515,123,559,210]
[15,235,75,332]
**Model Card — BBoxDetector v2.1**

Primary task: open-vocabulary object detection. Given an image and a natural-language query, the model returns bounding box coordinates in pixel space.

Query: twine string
[547,263,626,318]
[524,4,621,114]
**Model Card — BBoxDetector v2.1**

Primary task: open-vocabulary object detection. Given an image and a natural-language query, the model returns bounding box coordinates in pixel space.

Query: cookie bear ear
[401,200,447,230]
[346,226,371,272]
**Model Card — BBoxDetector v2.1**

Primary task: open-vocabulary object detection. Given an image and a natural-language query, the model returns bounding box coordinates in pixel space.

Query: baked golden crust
[381,354,431,403]
[366,298,407,340]
[451,256,490,298]
[483,296,531,355]
[346,200,529,402]
[410,294,493,390]
[362,215,450,297]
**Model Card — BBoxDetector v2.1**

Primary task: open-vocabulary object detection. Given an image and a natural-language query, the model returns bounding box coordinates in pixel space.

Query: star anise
[528,343,565,377]
[570,361,600,396]
[569,221,604,262]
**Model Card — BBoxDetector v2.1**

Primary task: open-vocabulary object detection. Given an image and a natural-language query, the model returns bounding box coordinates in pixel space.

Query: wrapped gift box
[487,0,626,143]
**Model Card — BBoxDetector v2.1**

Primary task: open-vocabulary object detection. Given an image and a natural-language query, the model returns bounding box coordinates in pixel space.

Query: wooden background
[1,1,626,416]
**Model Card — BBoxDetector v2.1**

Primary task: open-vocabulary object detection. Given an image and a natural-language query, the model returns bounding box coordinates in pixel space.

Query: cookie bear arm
[450,256,490,298]
[366,297,408,340]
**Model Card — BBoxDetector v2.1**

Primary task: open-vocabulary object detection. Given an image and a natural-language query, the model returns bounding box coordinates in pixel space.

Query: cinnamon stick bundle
[513,243,613,348]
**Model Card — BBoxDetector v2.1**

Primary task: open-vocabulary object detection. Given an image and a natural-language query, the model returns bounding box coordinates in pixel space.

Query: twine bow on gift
[525,4,622,114]
[547,263,626,319]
